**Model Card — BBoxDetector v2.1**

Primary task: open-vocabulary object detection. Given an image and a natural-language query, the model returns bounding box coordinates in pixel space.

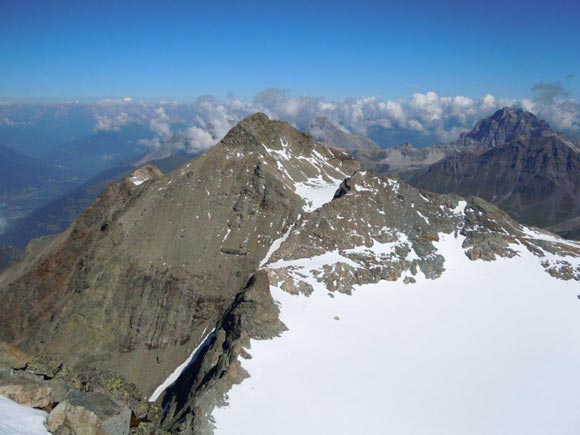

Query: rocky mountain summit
[1,113,579,435]
[0,113,358,397]
[360,107,560,174]
[404,114,580,236]
[457,107,555,148]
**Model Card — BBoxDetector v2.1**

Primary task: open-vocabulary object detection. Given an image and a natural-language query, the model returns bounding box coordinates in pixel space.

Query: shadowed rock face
[0,113,359,396]
[159,270,286,435]
[406,135,580,229]
[458,107,554,148]
[361,107,559,175]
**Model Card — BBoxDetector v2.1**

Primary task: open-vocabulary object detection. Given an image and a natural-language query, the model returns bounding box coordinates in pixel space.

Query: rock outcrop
[0,339,27,369]
[47,391,131,435]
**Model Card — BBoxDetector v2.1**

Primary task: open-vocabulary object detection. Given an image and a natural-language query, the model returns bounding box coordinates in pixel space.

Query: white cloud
[94,112,145,131]
[88,88,579,153]
[184,125,216,151]
[149,107,172,139]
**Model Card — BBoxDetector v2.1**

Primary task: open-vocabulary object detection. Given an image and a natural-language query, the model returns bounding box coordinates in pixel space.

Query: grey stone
[47,390,131,435]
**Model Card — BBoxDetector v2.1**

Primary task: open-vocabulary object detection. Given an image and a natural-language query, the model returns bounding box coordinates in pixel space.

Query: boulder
[0,339,27,369]
[47,390,131,435]
[0,376,52,408]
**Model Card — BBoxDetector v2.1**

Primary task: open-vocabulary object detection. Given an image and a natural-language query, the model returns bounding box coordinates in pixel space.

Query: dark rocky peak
[459,107,555,148]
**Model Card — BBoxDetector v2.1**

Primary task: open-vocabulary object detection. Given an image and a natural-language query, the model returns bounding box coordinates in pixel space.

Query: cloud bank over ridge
[2,85,578,154]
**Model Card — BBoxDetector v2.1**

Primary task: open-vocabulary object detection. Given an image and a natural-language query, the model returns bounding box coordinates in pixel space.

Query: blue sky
[1,0,579,101]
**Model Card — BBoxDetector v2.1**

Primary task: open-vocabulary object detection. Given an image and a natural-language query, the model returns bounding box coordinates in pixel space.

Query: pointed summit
[222,112,305,150]
[459,106,554,147]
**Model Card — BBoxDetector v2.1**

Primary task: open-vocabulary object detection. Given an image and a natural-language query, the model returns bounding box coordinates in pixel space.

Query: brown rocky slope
[0,113,359,397]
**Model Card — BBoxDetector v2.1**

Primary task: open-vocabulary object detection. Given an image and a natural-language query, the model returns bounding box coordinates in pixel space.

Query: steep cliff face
[0,113,359,396]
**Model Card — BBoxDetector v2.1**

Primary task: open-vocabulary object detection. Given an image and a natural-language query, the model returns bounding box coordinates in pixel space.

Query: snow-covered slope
[212,233,580,435]
[0,395,49,435]
[210,171,580,435]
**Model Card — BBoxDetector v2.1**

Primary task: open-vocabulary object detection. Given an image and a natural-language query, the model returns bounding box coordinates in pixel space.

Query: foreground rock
[0,339,27,369]
[47,390,131,435]
[0,340,160,434]
[0,376,53,408]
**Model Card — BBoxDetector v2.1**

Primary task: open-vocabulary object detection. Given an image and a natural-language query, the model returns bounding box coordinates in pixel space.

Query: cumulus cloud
[94,112,146,131]
[149,108,172,139]
[0,116,29,127]
[89,87,579,152]
[525,82,580,132]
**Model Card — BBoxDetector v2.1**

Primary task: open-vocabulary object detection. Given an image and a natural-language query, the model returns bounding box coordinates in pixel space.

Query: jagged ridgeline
[1,113,580,435]
[0,113,358,397]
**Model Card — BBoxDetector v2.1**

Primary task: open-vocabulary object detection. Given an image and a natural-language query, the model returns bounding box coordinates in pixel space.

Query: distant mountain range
[391,108,580,237]
[308,116,381,154]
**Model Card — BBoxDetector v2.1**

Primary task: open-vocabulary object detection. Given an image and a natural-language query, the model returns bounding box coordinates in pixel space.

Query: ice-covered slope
[208,171,580,435]
[0,395,49,435]
[213,234,580,435]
